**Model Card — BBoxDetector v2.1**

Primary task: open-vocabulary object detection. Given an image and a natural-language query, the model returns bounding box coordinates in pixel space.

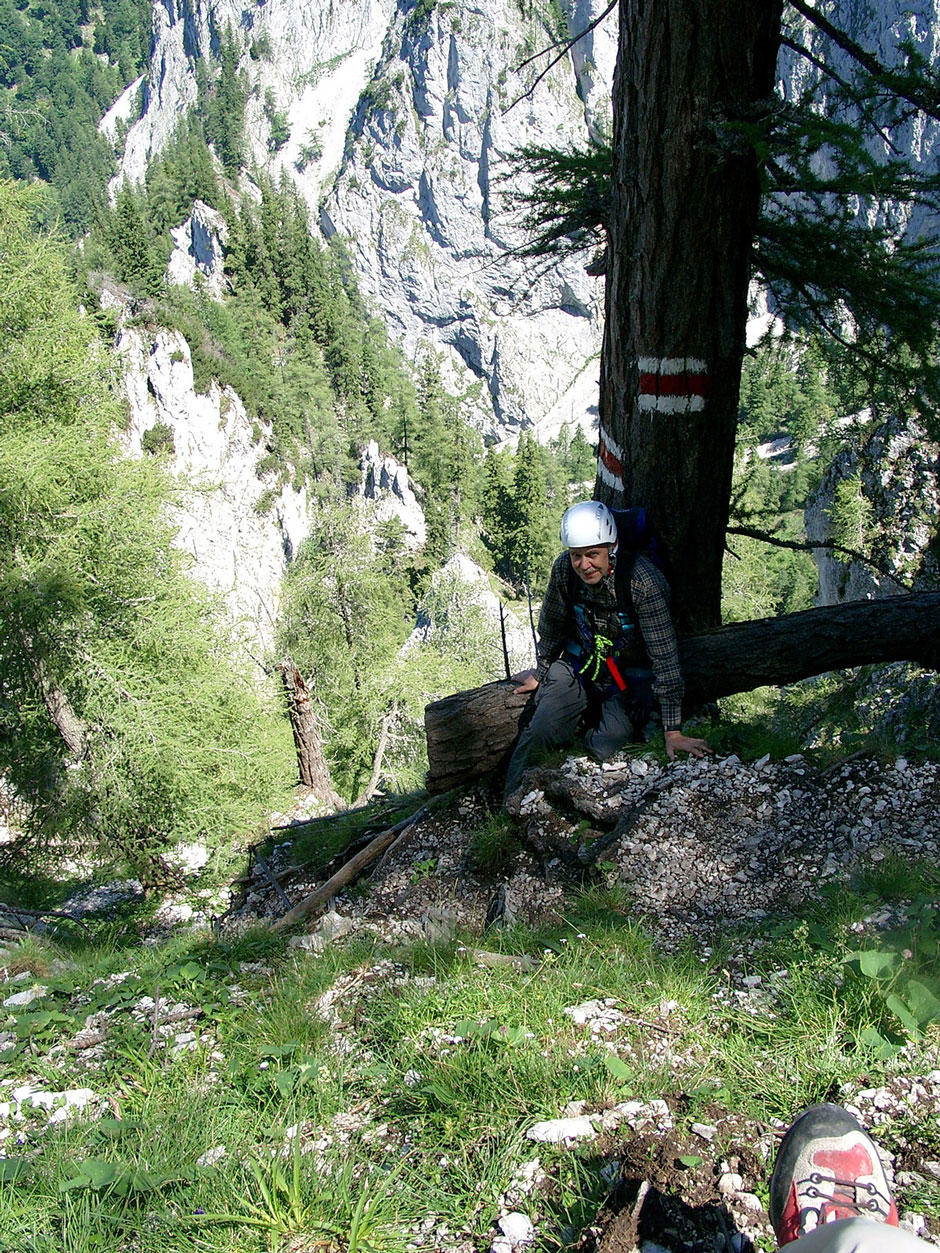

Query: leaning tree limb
[424,592,940,793]
[270,790,456,931]
[725,525,912,590]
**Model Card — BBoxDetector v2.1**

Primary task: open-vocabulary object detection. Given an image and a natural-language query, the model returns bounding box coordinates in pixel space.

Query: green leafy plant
[185,1136,410,1250]
[842,902,940,1053]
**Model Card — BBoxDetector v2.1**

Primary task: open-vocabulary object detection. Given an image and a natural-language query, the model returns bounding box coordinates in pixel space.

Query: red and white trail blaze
[597,426,624,493]
[596,356,711,491]
[638,356,711,414]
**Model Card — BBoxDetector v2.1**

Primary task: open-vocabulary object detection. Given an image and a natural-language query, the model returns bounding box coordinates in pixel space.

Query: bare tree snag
[424,593,940,793]
[354,700,397,808]
[277,659,343,810]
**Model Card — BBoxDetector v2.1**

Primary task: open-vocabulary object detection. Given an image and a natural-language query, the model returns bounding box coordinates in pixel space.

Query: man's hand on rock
[664,730,713,761]
[511,670,539,695]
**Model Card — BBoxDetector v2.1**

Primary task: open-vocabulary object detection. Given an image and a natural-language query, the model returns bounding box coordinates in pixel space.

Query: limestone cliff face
[107,0,940,621]
[116,323,311,657]
[115,0,615,441]
[114,0,940,443]
[777,0,940,243]
[805,415,940,605]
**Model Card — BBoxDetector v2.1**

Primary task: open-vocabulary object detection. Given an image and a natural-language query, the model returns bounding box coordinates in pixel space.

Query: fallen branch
[252,850,293,912]
[4,906,91,932]
[579,774,682,866]
[271,792,455,932]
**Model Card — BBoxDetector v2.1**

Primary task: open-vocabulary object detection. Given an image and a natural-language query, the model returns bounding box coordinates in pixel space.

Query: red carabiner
[605,655,627,692]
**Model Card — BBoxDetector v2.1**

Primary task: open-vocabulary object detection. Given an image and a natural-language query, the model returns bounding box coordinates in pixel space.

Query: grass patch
[2,857,939,1250]
[467,812,522,875]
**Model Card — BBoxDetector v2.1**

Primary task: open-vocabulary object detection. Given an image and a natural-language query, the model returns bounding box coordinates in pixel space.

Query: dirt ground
[579,1106,776,1253]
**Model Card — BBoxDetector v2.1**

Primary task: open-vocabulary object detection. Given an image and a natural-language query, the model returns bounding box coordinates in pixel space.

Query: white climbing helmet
[560,500,617,549]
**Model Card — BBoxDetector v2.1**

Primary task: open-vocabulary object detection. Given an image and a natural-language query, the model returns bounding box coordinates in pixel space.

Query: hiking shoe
[769,1103,899,1246]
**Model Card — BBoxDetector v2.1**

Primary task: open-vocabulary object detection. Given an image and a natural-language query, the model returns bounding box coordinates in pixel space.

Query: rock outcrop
[355,440,426,548]
[402,552,533,675]
[116,324,311,658]
[806,414,940,605]
[165,200,229,296]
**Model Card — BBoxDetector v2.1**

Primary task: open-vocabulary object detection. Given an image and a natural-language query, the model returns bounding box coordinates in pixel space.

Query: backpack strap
[613,544,637,623]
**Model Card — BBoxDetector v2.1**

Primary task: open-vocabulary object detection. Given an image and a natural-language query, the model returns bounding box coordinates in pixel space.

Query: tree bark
[424,592,940,793]
[598,0,783,632]
[40,680,86,760]
[277,659,343,810]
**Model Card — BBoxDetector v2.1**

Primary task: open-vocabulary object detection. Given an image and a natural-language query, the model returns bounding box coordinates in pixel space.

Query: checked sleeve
[629,556,684,730]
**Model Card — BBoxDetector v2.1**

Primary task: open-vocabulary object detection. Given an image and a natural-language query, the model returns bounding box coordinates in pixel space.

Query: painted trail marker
[597,425,624,492]
[638,357,711,414]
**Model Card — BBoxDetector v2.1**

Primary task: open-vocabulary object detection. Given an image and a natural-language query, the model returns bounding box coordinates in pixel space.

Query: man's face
[568,544,612,586]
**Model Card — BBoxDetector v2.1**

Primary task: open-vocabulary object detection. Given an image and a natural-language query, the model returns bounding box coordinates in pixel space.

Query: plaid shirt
[534,550,684,730]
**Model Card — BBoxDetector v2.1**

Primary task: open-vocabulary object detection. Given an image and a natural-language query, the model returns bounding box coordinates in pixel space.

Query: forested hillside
[1,0,939,883]
[0,0,151,228]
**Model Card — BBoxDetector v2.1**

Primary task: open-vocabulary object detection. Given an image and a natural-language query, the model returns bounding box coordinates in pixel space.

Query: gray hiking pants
[503,659,651,802]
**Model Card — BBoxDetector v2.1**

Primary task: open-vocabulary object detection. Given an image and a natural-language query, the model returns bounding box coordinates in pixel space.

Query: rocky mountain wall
[115,321,311,659]
[113,0,616,441]
[805,415,940,604]
[113,0,940,444]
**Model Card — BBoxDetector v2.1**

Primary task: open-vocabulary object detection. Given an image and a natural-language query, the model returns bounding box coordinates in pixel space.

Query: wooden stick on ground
[271,799,447,932]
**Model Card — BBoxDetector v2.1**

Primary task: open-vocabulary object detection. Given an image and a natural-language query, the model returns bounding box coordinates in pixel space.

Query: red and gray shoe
[769,1103,899,1246]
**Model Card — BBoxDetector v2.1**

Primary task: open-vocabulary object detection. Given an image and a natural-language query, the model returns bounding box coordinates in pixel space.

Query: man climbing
[503,499,711,805]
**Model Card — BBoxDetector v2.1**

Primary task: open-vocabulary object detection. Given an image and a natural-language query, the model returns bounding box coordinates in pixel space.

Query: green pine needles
[0,183,295,877]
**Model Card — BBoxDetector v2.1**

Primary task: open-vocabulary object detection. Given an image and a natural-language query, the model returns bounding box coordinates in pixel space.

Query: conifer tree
[0,182,292,873]
[203,26,247,178]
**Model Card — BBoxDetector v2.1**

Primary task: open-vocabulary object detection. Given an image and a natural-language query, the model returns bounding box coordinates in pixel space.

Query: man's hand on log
[512,670,539,695]
[664,730,713,761]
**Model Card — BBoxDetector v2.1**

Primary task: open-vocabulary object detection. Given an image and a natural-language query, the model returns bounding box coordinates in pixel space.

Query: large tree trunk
[598,0,783,632]
[424,592,940,793]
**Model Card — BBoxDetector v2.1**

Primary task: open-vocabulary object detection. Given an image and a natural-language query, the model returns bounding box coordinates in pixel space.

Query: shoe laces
[797,1171,892,1230]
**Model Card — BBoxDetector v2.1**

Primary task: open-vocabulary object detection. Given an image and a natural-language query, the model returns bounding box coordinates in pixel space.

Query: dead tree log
[277,658,344,810]
[424,592,940,793]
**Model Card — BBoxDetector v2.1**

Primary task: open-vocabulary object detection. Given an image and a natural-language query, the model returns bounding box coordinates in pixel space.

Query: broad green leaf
[854,950,902,980]
[604,1055,633,1081]
[96,1118,143,1139]
[80,1159,120,1188]
[497,1025,527,1046]
[678,1155,703,1168]
[858,1026,903,1059]
[14,1010,66,1037]
[902,980,940,1028]
[0,1158,29,1183]
[420,1081,459,1106]
[274,1070,297,1095]
[112,1167,165,1197]
[885,994,922,1036]
[259,1041,298,1058]
[60,1159,118,1191]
